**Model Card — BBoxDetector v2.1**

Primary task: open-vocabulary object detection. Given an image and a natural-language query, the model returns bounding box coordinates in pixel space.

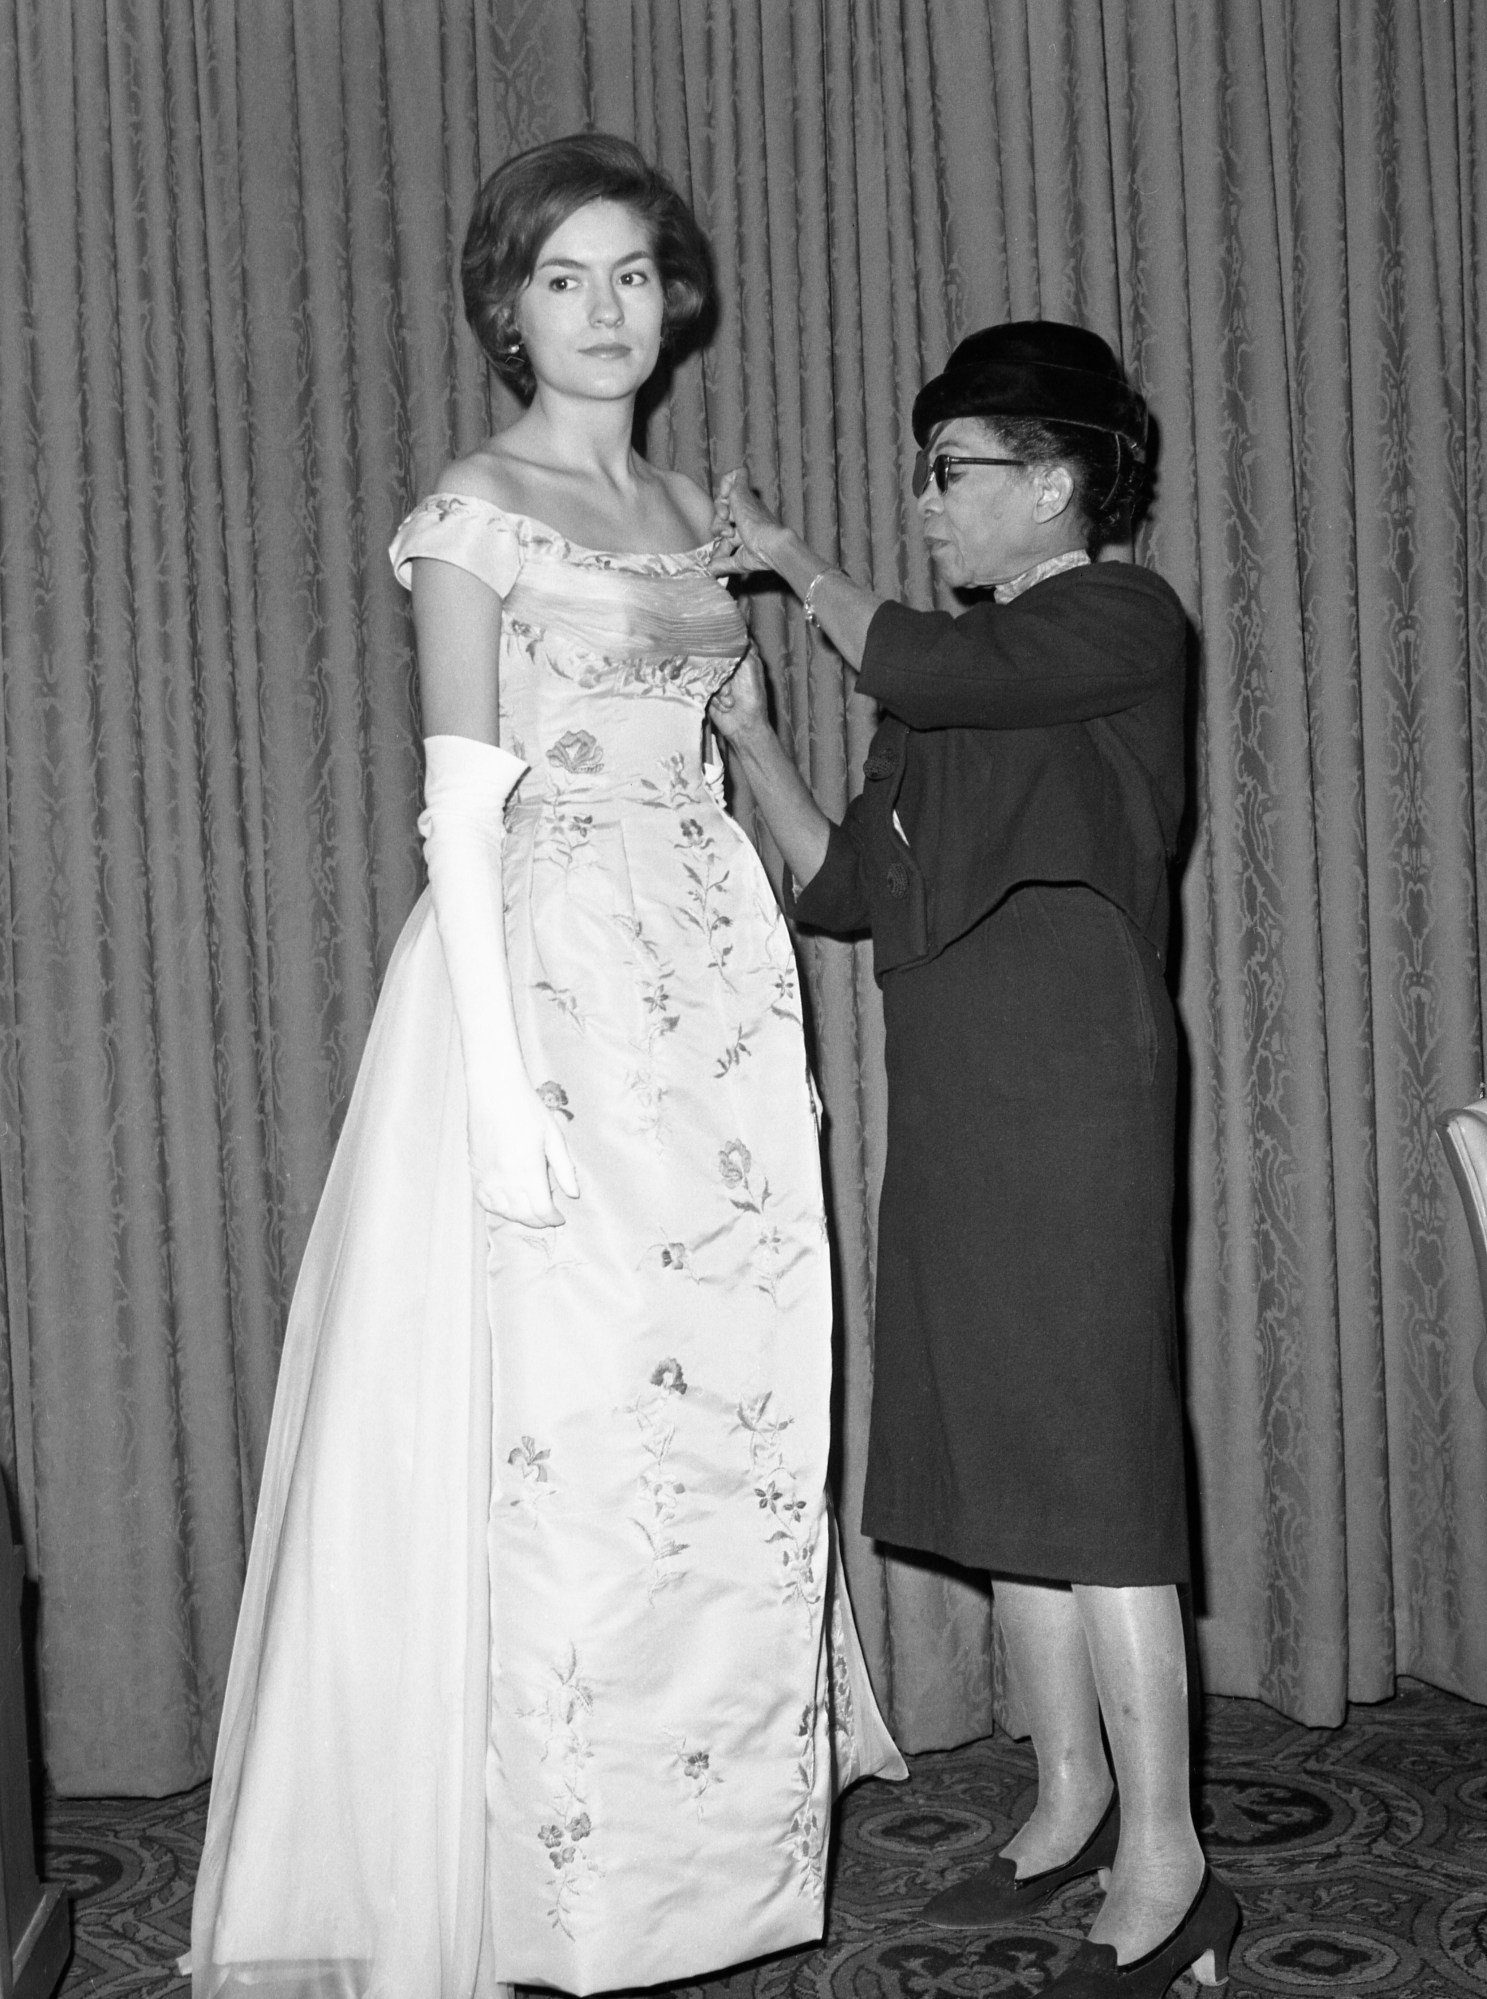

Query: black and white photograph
[3,5,1487,1997]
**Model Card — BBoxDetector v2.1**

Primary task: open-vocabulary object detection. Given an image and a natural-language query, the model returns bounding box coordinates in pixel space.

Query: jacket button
[886,862,910,898]
[864,749,896,780]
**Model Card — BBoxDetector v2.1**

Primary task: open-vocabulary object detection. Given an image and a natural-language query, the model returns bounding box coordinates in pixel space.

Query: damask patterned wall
[2,0,1486,1791]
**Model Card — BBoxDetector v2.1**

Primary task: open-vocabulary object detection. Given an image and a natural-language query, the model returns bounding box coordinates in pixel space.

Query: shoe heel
[1190,1944,1228,1987]
[1192,1871,1240,1987]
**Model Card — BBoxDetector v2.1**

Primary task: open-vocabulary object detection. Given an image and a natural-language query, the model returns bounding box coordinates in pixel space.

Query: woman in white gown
[189,134,902,1999]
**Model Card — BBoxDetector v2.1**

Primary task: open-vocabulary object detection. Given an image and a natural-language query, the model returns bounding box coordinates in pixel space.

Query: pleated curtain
[2,0,1486,1793]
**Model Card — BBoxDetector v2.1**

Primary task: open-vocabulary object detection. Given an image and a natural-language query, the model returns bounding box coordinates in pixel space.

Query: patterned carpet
[37,1680,1487,1998]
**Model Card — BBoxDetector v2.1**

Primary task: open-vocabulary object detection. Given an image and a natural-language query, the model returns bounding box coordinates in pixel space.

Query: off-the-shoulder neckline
[411,489,720,565]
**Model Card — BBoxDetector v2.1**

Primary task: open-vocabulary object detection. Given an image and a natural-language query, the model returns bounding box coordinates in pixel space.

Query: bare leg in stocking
[994,1578,1114,1874]
[1074,1580,1205,1961]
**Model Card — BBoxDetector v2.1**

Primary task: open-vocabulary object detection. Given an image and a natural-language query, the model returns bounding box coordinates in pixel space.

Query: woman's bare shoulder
[655,465,716,542]
[428,443,530,511]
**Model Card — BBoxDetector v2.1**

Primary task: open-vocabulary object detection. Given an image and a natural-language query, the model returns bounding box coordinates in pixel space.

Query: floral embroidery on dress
[741,898,806,1027]
[769,966,802,1026]
[829,1595,862,1786]
[621,1068,670,1144]
[538,1809,593,1912]
[755,1469,806,1532]
[750,1225,787,1302]
[542,639,732,701]
[787,1703,827,1902]
[425,492,477,526]
[715,1123,799,1297]
[640,752,700,813]
[547,728,605,774]
[639,1235,709,1285]
[670,1736,721,1817]
[533,798,595,872]
[538,1080,574,1121]
[639,970,682,1044]
[608,654,733,700]
[536,980,587,1034]
[507,1224,579,1274]
[506,1435,557,1521]
[501,616,544,682]
[720,1139,772,1215]
[628,1363,691,1600]
[676,819,735,984]
[714,1024,755,1078]
[611,915,680,1141]
[521,1646,598,1936]
[735,1392,821,1608]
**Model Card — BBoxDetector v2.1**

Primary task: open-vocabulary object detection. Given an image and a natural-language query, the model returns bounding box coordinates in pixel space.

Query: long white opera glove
[420,734,579,1228]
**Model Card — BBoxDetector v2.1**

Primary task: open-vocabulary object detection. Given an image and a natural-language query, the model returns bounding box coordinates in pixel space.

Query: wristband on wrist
[802,567,835,628]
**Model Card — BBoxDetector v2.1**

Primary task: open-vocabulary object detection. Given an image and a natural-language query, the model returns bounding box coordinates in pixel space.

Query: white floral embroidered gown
[189,495,904,1999]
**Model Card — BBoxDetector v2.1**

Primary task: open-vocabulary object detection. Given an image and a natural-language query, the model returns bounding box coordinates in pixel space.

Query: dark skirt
[861,881,1190,1586]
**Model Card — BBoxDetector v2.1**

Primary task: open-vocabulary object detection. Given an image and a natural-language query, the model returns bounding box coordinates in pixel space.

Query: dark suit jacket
[792,561,1188,978]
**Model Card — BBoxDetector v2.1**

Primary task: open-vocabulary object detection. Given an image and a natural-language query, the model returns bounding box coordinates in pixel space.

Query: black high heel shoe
[1041,1866,1240,1995]
[919,1793,1119,1927]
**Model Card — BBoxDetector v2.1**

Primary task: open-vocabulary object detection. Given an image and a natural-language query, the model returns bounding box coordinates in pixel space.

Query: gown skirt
[861,880,1191,1587]
[189,495,903,1999]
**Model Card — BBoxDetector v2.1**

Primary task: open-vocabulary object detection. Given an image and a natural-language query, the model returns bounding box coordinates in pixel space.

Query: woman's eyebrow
[533,249,655,270]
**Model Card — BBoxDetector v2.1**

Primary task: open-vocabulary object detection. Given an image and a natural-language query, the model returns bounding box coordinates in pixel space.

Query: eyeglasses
[911,450,1026,497]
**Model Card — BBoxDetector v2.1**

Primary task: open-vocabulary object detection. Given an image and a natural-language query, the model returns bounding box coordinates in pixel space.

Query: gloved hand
[420,734,579,1228]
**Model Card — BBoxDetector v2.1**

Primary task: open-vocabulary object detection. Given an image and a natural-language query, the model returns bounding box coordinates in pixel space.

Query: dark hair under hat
[911,319,1148,456]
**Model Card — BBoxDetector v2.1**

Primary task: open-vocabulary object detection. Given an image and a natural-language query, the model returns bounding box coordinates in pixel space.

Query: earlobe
[1036,466,1075,522]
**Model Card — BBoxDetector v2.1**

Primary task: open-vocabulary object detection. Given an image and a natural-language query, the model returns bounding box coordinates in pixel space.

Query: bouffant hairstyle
[913,321,1150,549]
[461,133,713,404]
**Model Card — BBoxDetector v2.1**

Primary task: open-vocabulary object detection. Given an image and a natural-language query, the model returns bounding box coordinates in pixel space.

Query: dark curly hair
[984,414,1150,550]
[461,133,713,403]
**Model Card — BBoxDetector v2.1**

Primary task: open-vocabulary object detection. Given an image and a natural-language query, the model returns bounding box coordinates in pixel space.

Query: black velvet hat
[911,320,1148,457]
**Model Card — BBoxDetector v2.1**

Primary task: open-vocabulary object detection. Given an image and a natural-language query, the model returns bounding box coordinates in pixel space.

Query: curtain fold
[2,0,1486,1791]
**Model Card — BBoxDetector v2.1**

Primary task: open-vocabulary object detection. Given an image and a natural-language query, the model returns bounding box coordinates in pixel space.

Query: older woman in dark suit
[708,322,1236,1999]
